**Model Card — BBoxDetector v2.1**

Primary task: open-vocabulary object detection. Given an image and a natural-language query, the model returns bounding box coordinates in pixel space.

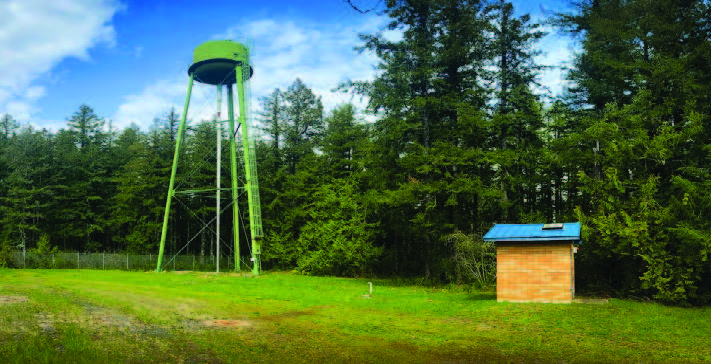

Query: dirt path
[0,295,29,304]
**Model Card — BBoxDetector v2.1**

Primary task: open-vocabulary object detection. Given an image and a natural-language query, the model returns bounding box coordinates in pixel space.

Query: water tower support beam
[227,84,240,272]
[216,85,222,273]
[235,65,260,275]
[156,73,195,272]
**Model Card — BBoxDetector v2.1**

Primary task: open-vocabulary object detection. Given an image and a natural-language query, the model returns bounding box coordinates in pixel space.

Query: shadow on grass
[465,291,497,301]
[365,277,498,300]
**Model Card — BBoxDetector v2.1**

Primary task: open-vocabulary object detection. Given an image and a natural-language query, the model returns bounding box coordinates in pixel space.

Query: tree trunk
[424,235,431,280]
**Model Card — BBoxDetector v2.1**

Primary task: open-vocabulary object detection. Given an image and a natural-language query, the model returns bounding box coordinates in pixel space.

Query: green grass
[1,270,710,363]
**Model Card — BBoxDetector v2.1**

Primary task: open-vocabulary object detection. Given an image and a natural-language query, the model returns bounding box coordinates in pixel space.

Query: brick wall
[496,242,574,303]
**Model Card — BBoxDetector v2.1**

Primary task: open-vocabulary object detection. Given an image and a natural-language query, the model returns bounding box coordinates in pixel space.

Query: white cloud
[534,28,578,101]
[3,86,46,120]
[526,13,579,101]
[113,78,187,129]
[114,76,238,130]
[0,0,120,122]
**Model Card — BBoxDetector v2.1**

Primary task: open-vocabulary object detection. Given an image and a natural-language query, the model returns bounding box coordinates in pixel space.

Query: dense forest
[1,0,710,305]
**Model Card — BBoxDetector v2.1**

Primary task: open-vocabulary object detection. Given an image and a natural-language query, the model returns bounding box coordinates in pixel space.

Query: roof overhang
[484,237,581,243]
[483,222,582,244]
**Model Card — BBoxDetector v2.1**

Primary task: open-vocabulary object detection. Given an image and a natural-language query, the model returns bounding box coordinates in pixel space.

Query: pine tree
[67,104,105,150]
[345,0,500,279]
[112,127,166,253]
[0,114,19,206]
[489,0,546,222]
[0,114,18,143]
[321,104,369,179]
[296,179,381,276]
[50,105,112,252]
[556,0,711,304]
[165,107,180,143]
[256,88,285,160]
[0,126,53,253]
[283,78,324,174]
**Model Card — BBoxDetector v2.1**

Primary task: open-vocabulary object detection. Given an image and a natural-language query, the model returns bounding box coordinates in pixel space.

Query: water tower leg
[227,85,240,272]
[156,73,195,272]
[235,65,260,276]
[216,85,222,273]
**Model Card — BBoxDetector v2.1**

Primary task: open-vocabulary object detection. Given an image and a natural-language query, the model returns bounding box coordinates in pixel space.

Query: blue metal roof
[483,222,581,243]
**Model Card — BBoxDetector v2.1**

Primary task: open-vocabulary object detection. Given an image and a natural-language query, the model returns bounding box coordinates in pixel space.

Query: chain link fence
[10,252,238,272]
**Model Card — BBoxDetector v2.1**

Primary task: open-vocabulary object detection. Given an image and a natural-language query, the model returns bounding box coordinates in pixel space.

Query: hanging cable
[164,196,239,270]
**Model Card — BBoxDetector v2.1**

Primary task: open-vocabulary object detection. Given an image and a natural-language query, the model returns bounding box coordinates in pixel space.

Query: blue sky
[0,0,577,132]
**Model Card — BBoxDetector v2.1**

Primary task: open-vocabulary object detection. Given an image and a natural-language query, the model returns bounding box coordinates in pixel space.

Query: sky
[0,0,578,132]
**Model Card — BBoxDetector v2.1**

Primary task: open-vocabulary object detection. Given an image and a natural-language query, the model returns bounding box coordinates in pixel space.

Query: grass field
[1,270,710,363]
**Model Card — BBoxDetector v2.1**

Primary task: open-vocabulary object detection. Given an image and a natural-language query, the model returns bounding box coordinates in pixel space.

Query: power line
[342,0,383,14]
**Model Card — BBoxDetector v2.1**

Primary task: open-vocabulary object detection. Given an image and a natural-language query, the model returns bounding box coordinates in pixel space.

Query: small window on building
[542,223,564,230]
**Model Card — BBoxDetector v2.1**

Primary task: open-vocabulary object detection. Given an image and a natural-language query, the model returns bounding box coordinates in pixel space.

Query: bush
[296,179,382,277]
[445,231,496,287]
[0,242,14,268]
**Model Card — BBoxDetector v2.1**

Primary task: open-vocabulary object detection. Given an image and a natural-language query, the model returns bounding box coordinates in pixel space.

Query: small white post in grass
[363,282,373,298]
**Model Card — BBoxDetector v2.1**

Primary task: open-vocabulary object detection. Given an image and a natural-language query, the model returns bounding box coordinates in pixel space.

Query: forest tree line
[0,0,710,305]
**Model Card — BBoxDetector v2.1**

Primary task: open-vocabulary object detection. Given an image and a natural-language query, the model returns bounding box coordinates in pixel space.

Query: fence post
[77,252,80,270]
[193,255,195,271]
[103,253,105,270]
[52,254,55,269]
[126,254,129,271]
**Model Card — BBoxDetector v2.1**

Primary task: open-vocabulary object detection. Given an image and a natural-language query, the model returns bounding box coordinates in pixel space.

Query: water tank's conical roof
[188,40,253,85]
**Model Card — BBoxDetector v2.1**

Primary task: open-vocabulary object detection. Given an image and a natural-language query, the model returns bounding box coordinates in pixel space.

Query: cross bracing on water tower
[156,40,264,275]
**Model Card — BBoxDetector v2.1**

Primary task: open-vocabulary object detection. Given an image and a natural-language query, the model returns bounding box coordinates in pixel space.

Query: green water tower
[156,40,264,275]
[188,40,254,84]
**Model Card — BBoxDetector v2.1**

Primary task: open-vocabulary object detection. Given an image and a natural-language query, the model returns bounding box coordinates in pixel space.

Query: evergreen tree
[0,114,19,143]
[165,107,180,143]
[283,78,324,174]
[50,105,112,252]
[489,0,547,222]
[254,90,290,268]
[111,127,166,253]
[0,126,53,253]
[67,104,105,150]
[0,114,19,208]
[256,88,285,160]
[321,104,369,179]
[345,0,500,279]
[556,0,711,304]
[296,179,381,276]
[490,0,545,116]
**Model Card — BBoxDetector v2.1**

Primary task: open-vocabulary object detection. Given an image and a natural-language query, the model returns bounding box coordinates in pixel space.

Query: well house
[483,222,581,303]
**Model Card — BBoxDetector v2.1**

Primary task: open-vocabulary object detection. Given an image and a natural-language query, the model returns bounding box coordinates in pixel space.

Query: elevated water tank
[188,40,253,85]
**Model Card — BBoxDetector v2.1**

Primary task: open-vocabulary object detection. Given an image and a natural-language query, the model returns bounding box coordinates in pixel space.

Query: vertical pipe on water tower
[216,85,222,273]
[227,85,240,272]
[157,73,194,272]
